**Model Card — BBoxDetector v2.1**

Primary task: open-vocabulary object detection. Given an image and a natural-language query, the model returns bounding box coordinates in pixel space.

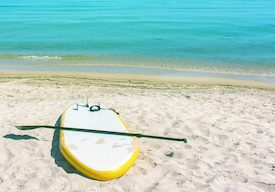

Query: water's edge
[0,58,275,90]
[0,55,274,84]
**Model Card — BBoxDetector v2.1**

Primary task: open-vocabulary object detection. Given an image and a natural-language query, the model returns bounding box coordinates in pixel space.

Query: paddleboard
[59,103,139,180]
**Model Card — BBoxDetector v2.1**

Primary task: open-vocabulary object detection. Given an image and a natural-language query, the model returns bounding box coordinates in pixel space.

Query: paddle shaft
[16,125,187,143]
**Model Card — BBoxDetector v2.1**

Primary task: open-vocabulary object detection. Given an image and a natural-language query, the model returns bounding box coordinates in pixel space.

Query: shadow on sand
[50,116,83,175]
[3,134,39,140]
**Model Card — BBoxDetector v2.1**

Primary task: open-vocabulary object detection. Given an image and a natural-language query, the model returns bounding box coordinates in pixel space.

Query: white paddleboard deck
[59,104,139,180]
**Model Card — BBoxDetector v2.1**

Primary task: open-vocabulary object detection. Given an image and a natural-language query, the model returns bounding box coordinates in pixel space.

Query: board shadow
[51,116,83,175]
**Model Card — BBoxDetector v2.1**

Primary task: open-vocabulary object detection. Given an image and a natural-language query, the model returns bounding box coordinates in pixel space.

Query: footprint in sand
[186,159,200,170]
[185,144,192,149]
[137,167,147,175]
[146,172,187,192]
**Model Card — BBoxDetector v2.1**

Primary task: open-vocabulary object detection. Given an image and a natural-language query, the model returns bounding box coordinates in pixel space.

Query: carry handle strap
[89,105,101,112]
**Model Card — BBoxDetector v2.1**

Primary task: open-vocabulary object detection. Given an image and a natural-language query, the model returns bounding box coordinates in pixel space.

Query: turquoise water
[0,0,275,79]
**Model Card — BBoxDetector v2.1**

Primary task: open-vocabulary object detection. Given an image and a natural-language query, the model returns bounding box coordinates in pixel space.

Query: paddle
[15,125,187,143]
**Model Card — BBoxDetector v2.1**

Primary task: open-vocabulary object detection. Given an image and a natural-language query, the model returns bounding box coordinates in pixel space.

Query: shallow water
[0,0,275,79]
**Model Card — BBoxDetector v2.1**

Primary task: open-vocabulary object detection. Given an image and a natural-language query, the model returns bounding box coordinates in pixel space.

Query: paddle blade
[16,125,41,130]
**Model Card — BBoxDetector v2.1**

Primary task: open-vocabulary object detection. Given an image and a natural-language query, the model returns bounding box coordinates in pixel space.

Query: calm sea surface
[0,0,275,80]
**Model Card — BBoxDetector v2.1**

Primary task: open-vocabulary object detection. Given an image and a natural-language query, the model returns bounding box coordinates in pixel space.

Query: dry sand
[0,70,274,192]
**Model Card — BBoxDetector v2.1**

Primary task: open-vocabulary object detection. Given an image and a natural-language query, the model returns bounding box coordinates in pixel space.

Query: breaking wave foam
[18,55,62,60]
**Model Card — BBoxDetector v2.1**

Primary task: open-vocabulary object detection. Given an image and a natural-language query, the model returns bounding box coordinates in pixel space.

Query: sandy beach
[0,70,274,192]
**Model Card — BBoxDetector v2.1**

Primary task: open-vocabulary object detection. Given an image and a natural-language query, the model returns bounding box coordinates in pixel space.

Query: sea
[0,0,275,83]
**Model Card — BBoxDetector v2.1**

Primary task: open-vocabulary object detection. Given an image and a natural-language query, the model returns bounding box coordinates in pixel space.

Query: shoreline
[0,55,274,79]
[0,69,275,90]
